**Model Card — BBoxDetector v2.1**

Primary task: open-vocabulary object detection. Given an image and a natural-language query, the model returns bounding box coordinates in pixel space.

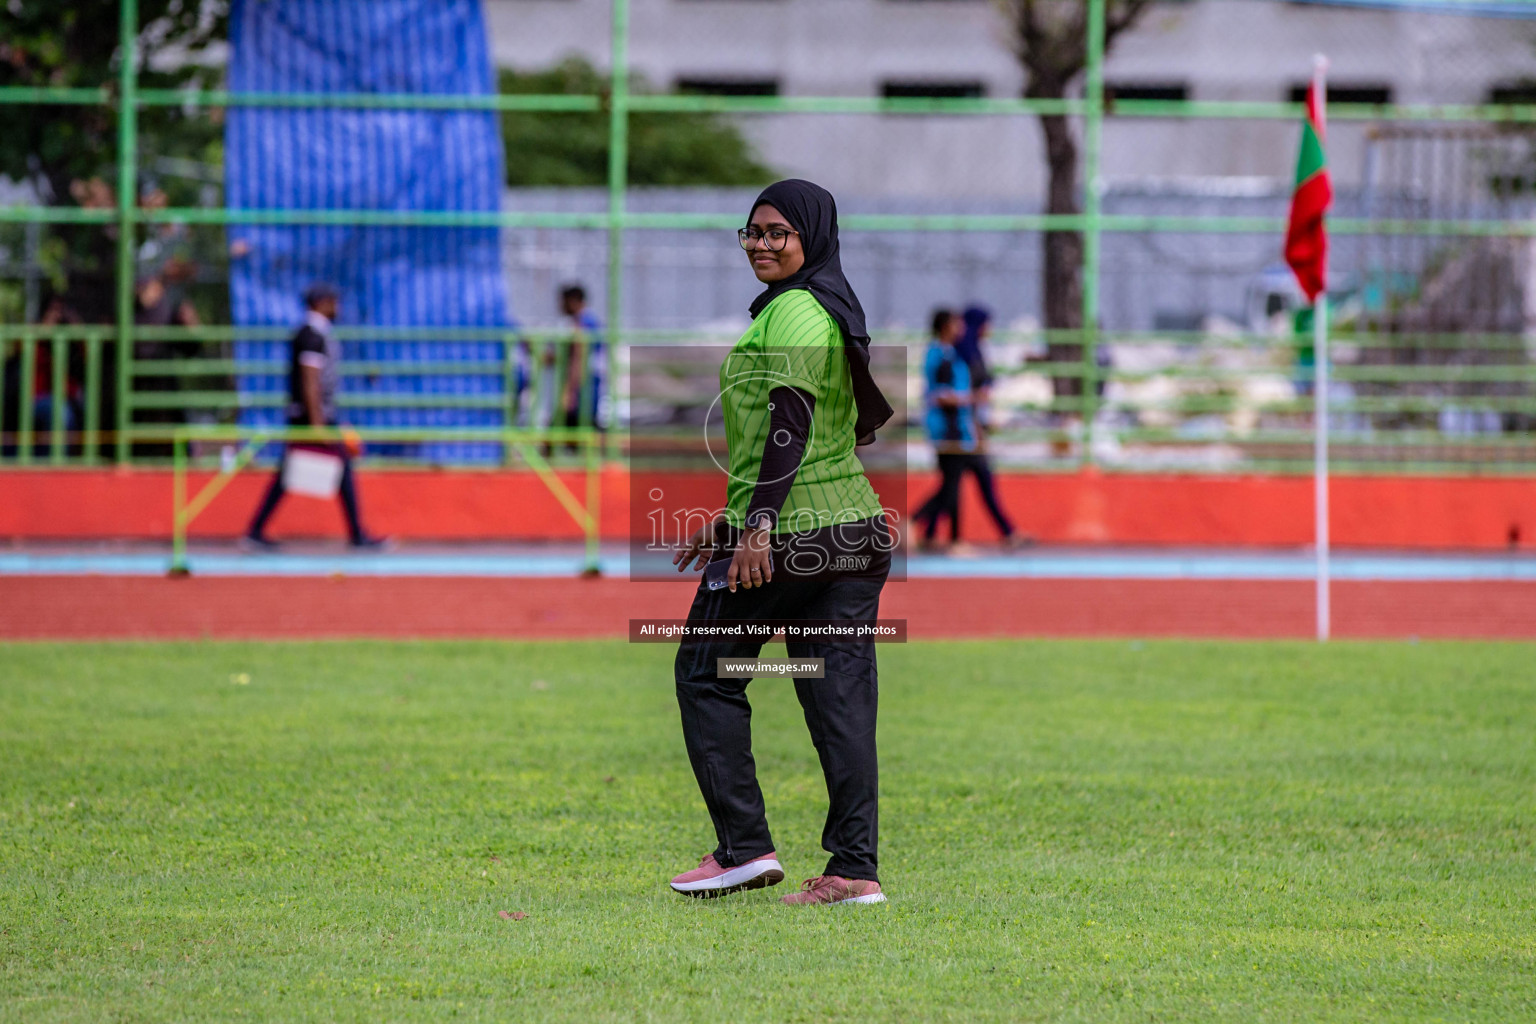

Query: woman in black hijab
[667,180,893,906]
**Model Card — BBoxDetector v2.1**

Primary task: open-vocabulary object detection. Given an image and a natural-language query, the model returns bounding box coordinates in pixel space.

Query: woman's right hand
[673,518,720,573]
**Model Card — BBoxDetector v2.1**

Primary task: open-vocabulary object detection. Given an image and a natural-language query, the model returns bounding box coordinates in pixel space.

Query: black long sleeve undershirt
[743,385,815,530]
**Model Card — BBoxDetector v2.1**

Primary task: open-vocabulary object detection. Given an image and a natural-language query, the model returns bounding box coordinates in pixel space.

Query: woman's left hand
[728,526,774,592]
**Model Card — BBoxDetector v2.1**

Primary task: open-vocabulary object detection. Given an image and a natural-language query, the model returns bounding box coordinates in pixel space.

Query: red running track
[4,576,1534,640]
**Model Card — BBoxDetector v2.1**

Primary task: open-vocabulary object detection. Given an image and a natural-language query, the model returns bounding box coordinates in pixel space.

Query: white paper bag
[282,447,344,499]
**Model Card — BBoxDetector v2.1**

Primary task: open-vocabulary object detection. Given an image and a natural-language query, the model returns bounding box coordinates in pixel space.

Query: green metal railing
[5,0,1536,473]
[169,425,603,574]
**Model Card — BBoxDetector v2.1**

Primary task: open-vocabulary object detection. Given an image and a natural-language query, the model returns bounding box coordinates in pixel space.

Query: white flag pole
[1312,55,1331,642]
[1315,290,1330,641]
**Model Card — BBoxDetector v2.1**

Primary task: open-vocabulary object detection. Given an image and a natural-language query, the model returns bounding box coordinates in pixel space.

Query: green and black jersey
[719,289,884,534]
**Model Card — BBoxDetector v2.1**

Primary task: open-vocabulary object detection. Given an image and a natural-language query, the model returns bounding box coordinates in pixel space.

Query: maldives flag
[1285,70,1332,304]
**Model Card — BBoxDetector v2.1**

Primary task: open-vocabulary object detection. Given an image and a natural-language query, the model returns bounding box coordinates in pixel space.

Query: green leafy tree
[500,59,776,187]
[0,1,228,320]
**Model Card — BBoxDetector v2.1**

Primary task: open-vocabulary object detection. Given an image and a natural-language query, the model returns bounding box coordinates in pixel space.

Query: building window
[1104,81,1189,103]
[675,78,780,96]
[1488,81,1536,106]
[1287,83,1392,105]
[881,81,985,100]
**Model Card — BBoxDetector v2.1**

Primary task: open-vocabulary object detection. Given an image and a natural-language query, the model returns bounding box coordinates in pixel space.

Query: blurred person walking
[244,285,385,551]
[669,179,894,907]
[537,283,606,455]
[955,305,995,428]
[559,283,606,434]
[912,308,971,551]
[951,304,1030,550]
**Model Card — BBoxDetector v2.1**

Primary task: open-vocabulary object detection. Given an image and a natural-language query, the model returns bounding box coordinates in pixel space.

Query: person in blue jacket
[913,307,1027,551]
[913,309,974,549]
[557,283,606,447]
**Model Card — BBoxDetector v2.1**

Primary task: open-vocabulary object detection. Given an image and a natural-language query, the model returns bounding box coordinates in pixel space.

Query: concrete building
[486,0,1536,197]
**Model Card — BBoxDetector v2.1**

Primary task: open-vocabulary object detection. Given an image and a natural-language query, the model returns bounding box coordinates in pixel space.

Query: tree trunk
[1031,77,1084,401]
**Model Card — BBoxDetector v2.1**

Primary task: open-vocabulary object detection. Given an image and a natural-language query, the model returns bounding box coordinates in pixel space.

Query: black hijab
[746,179,894,446]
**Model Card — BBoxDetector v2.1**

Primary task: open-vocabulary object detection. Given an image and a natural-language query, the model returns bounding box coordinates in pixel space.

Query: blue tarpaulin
[225,0,510,463]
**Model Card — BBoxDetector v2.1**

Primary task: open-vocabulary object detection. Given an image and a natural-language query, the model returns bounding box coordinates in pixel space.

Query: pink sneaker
[669,851,785,898]
[780,875,886,905]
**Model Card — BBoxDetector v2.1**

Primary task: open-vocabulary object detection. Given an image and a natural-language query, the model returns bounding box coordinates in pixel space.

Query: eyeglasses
[738,226,799,252]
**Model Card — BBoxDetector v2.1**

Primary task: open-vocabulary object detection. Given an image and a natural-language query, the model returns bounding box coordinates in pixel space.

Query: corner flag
[1285,61,1332,303]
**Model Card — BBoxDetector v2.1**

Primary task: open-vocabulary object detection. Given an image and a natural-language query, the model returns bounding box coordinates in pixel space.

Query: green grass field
[1,639,1532,1022]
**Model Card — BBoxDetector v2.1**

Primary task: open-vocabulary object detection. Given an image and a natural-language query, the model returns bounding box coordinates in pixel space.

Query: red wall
[3,467,1534,549]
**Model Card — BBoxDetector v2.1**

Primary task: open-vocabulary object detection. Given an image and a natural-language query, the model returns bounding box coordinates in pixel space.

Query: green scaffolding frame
[168,425,604,574]
[5,0,1536,473]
